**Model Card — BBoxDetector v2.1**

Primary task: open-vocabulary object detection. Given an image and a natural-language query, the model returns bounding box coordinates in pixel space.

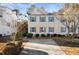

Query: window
[48,16,54,22]
[78,27,79,33]
[40,16,46,22]
[49,27,54,32]
[61,20,65,22]
[61,20,66,25]
[0,14,2,17]
[40,27,46,32]
[30,27,36,32]
[61,27,66,32]
[30,16,36,22]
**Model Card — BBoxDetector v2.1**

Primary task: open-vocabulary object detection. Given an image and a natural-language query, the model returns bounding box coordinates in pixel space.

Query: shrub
[47,34,51,37]
[67,34,72,36]
[57,34,61,37]
[35,34,39,37]
[3,43,17,55]
[51,34,54,37]
[22,32,27,37]
[27,33,33,38]
[16,32,22,38]
[53,34,57,37]
[0,34,2,37]
[41,34,46,37]
[22,31,28,37]
[61,35,65,37]
[67,41,79,46]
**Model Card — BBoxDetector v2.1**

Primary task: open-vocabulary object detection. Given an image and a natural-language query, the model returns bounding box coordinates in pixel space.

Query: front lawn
[60,46,79,55]
[53,36,79,55]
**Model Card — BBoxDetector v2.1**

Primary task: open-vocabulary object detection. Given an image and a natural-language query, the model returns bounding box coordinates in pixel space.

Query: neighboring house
[0,6,17,36]
[28,14,69,35]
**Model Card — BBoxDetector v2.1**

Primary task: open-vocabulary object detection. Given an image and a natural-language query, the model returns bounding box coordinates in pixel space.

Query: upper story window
[48,16,54,22]
[61,20,66,25]
[48,27,54,32]
[30,16,36,22]
[30,27,36,32]
[61,27,66,32]
[61,20,65,22]
[40,27,46,32]
[40,16,46,22]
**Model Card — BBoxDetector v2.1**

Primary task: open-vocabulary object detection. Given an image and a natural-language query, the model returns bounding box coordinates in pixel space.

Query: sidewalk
[20,39,65,55]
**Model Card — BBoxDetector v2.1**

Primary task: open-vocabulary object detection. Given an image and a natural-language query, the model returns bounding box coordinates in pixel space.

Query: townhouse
[28,13,69,35]
[27,5,79,36]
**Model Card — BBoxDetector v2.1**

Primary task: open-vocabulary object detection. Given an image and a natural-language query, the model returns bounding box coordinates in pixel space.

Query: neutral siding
[28,15,68,35]
[0,7,17,36]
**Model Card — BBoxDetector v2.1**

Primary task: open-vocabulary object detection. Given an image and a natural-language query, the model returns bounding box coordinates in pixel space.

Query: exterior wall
[0,25,12,36]
[76,25,79,34]
[28,14,68,35]
[0,7,17,36]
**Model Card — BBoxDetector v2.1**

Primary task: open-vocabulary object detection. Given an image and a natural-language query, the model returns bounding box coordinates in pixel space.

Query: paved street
[20,39,65,55]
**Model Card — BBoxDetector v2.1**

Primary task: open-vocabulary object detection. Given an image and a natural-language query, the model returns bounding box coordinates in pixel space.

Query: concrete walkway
[20,39,65,55]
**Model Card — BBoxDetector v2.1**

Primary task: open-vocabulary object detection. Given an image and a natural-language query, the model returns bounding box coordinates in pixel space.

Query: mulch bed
[53,38,79,47]
[0,37,10,43]
[53,38,69,46]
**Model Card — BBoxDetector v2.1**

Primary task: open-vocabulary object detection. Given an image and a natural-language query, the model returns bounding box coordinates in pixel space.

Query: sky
[0,3,64,15]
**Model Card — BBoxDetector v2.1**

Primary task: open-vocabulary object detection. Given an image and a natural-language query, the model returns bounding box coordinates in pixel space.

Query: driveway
[20,39,65,55]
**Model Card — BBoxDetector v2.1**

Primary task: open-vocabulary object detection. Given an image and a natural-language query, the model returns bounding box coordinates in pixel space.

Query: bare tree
[55,3,79,36]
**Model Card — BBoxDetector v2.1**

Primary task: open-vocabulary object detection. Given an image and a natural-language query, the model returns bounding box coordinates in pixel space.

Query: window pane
[30,27,36,32]
[0,13,2,17]
[48,16,54,22]
[78,27,79,33]
[40,27,46,32]
[61,27,66,32]
[40,16,46,22]
[49,27,54,32]
[30,16,36,22]
[40,27,43,32]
